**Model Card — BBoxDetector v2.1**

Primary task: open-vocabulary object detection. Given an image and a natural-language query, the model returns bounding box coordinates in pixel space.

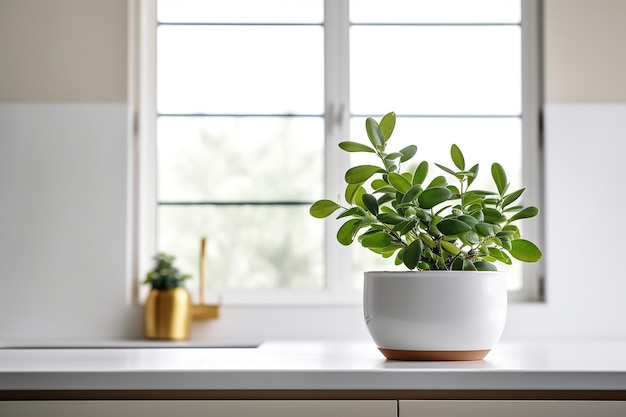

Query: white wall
[0,103,142,339]
[1,0,626,342]
[504,103,626,339]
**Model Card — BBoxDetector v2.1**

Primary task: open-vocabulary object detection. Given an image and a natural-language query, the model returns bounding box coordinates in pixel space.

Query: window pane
[158,205,324,290]
[157,117,324,202]
[157,26,324,114]
[350,26,521,115]
[348,117,524,290]
[158,0,323,24]
[350,0,520,23]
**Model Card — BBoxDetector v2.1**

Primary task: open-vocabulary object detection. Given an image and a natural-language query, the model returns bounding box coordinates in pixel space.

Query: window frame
[130,0,544,306]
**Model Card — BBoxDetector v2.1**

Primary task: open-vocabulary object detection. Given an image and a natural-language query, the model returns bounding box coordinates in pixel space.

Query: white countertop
[2,339,626,392]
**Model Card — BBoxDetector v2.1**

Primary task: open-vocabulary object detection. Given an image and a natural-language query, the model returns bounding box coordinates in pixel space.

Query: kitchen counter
[2,339,626,400]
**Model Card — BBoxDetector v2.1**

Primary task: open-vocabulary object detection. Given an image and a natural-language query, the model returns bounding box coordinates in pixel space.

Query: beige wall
[544,0,626,102]
[1,0,624,103]
[0,0,127,102]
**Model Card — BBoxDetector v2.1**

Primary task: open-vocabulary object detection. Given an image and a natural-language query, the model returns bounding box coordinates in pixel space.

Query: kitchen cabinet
[400,400,626,417]
[0,400,397,417]
[4,399,626,417]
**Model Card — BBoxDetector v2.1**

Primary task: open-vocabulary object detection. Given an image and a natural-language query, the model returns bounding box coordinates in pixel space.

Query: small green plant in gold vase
[144,253,192,340]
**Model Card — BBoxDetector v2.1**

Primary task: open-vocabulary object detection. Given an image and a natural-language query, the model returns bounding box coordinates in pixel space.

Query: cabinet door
[0,400,397,417]
[400,400,626,417]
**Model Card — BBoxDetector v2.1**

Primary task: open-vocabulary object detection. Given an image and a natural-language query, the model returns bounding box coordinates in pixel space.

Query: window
[134,0,543,305]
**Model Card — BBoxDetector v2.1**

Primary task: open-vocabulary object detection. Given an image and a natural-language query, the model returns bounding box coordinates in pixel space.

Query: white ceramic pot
[364,270,507,360]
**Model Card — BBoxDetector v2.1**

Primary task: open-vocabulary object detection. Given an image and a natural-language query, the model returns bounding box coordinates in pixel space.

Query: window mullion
[135,0,158,304]
[519,0,544,301]
[324,0,352,301]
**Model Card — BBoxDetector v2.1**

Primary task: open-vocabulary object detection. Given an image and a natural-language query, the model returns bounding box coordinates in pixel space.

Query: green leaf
[384,152,403,161]
[462,259,477,271]
[366,117,385,150]
[399,145,417,162]
[451,144,465,170]
[418,187,452,209]
[388,172,412,193]
[419,233,436,248]
[448,185,460,196]
[508,206,539,222]
[504,205,525,213]
[499,236,512,251]
[403,240,422,270]
[377,212,406,225]
[370,244,403,257]
[502,187,525,208]
[503,225,521,239]
[362,193,379,215]
[451,258,463,270]
[496,229,516,237]
[336,206,366,219]
[371,179,388,190]
[462,231,480,245]
[441,240,461,255]
[397,219,417,235]
[426,175,447,189]
[437,218,472,235]
[473,261,497,271]
[401,185,422,204]
[487,247,512,265]
[345,183,362,204]
[338,141,376,153]
[471,209,485,222]
[491,163,508,196]
[509,239,543,262]
[414,208,431,222]
[377,193,395,205]
[345,165,385,184]
[310,200,341,218]
[383,160,397,172]
[465,189,498,197]
[360,231,393,248]
[379,111,396,142]
[337,219,361,245]
[373,186,396,194]
[353,186,367,210]
[457,214,478,228]
[475,222,495,237]
[395,249,404,266]
[435,163,458,177]
[413,161,429,185]
[455,171,476,181]
[483,207,507,224]
[467,163,479,187]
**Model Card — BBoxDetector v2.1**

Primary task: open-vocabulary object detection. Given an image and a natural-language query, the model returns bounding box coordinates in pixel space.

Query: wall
[505,0,626,339]
[0,0,625,342]
[543,0,626,102]
[0,0,141,339]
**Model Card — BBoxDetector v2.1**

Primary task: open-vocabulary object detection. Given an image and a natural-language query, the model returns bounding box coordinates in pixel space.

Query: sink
[0,340,261,349]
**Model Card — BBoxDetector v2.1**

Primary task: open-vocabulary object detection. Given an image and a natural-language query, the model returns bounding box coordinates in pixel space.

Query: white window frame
[129,0,544,307]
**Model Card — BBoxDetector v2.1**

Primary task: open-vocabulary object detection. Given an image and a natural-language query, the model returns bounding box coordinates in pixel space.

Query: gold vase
[144,287,192,340]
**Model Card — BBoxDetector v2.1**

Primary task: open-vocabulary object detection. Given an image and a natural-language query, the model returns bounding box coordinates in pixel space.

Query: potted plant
[310,112,542,360]
[144,253,192,340]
